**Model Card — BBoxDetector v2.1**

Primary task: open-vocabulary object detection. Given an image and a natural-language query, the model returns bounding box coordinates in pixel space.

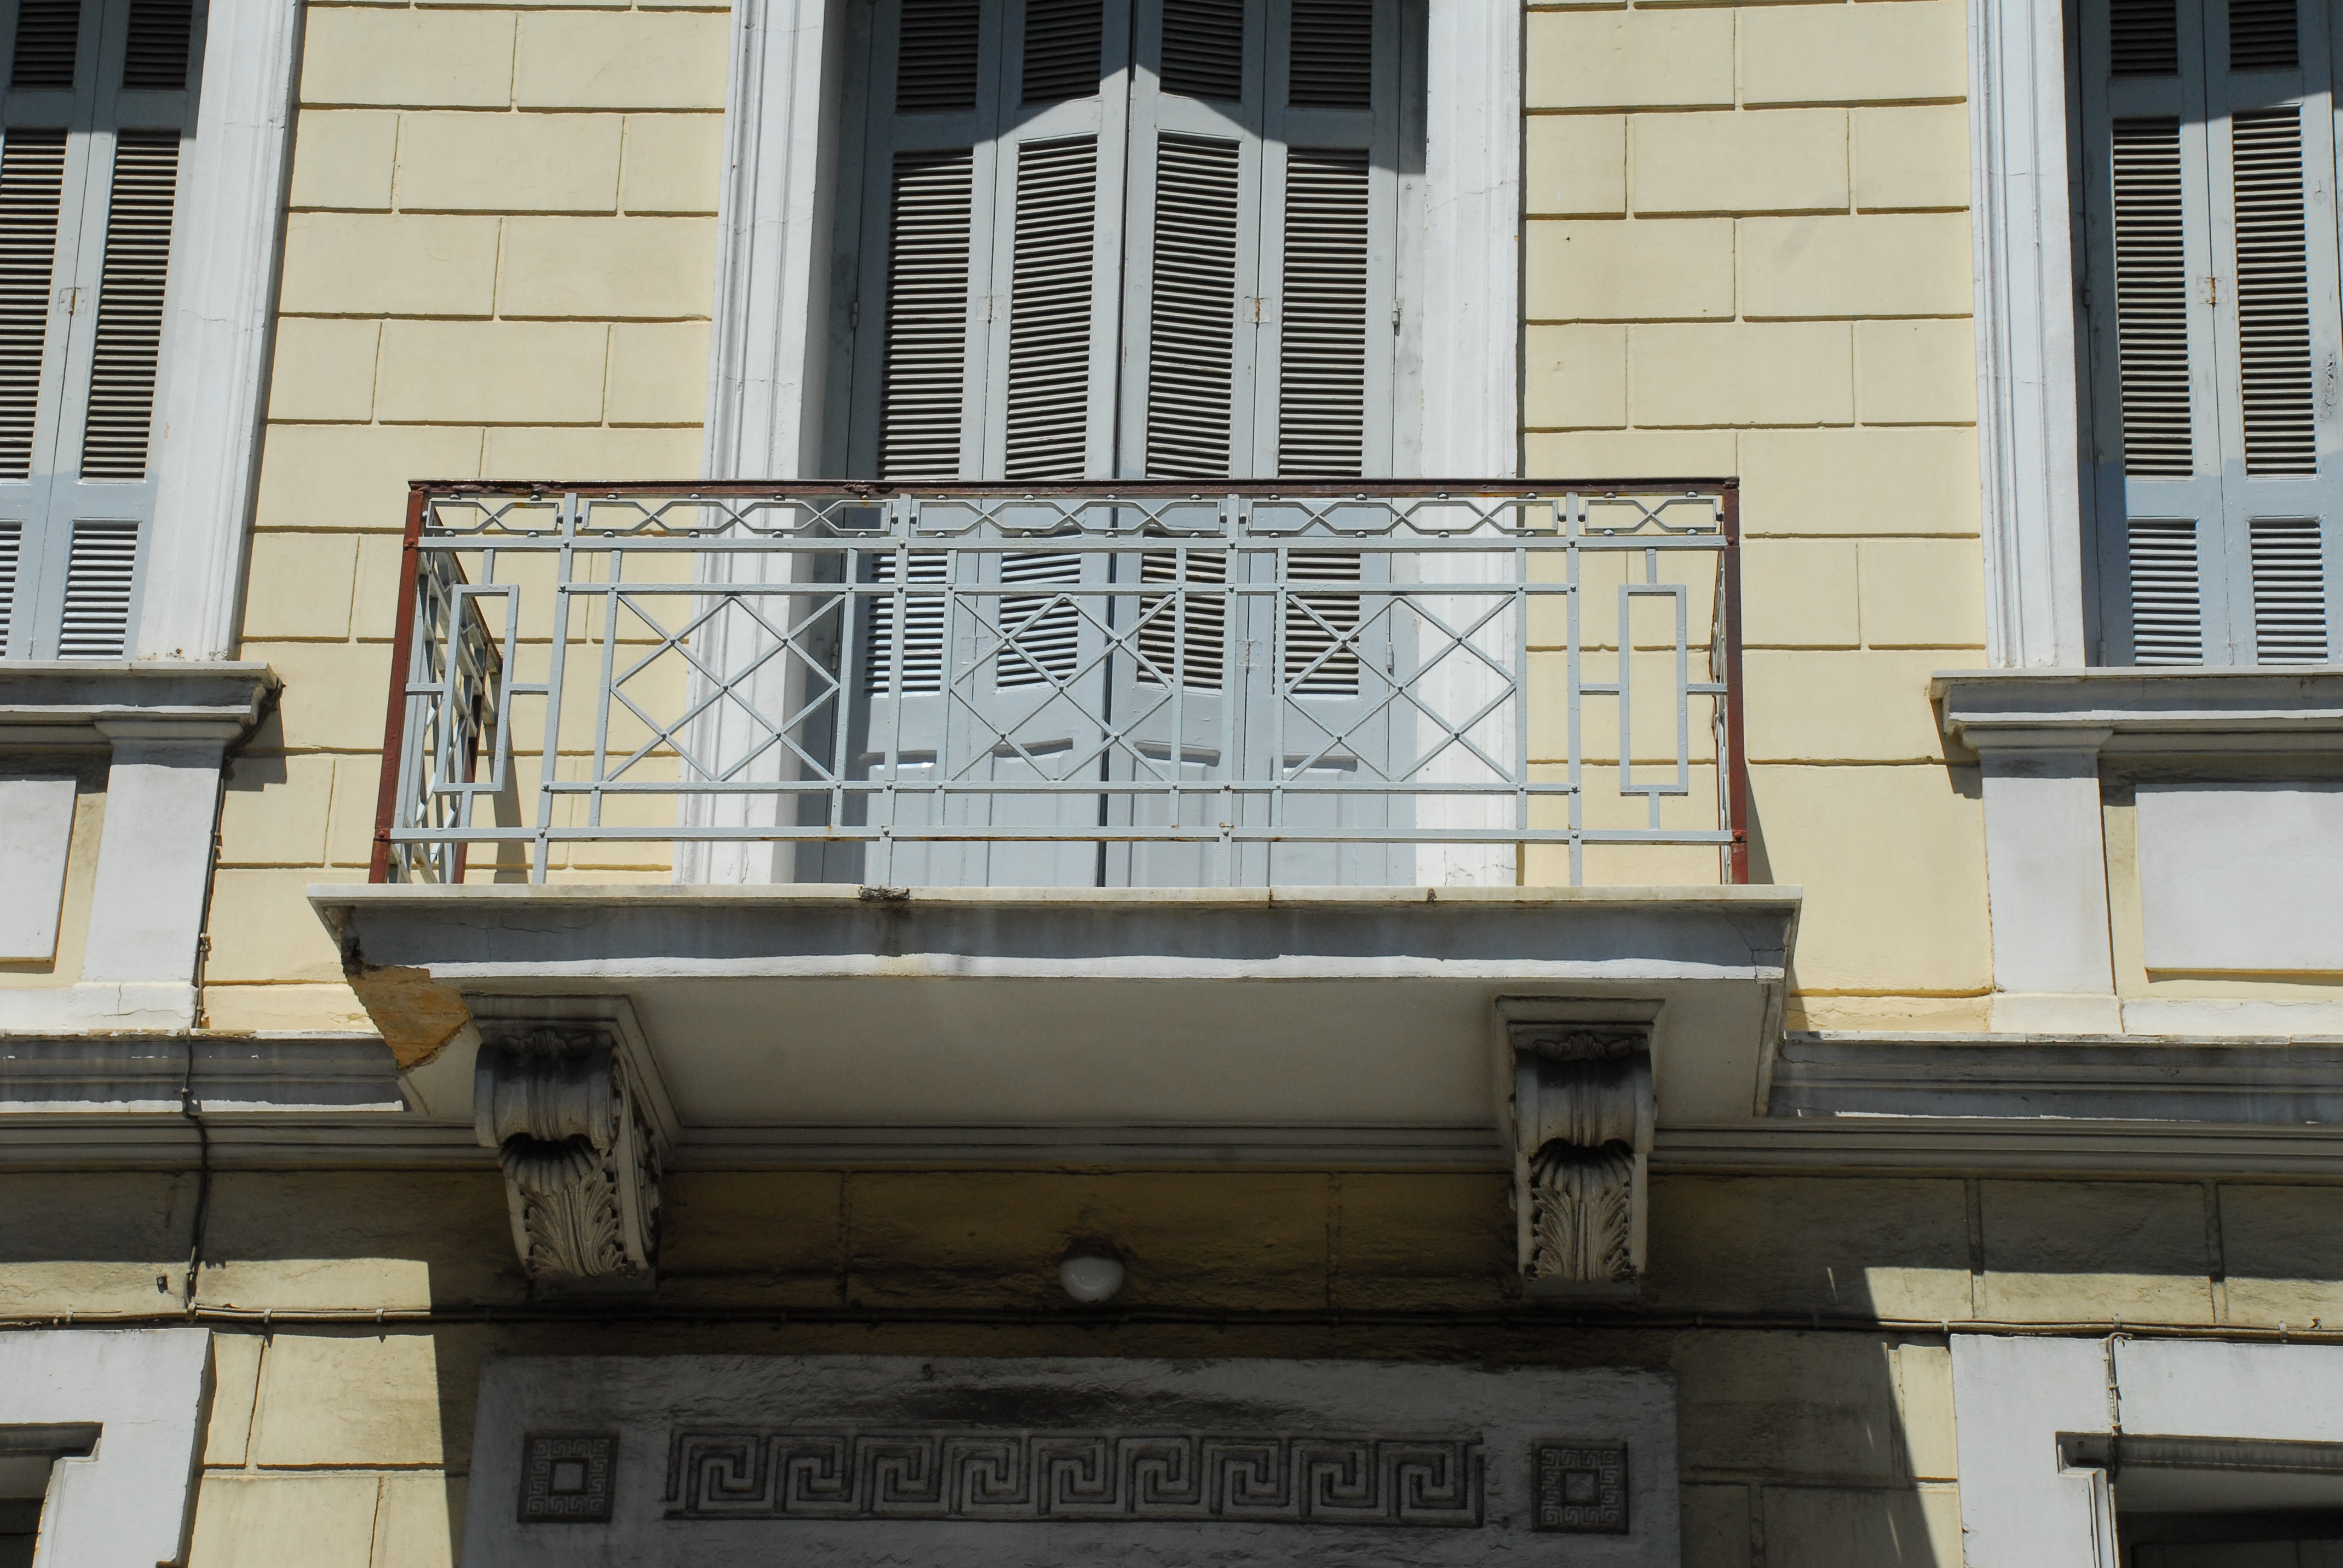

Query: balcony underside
[312,884,1800,1161]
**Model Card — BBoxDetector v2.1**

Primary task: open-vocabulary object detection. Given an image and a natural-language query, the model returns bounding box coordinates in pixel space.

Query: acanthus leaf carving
[475,1026,663,1286]
[1506,1017,1655,1293]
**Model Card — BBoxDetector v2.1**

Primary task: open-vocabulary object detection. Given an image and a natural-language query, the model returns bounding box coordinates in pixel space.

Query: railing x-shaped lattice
[370,480,1746,887]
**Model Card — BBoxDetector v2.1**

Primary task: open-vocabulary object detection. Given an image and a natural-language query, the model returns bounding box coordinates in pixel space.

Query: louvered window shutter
[847,0,1132,887]
[2082,0,2343,664]
[1254,2,1391,708]
[836,0,1409,885]
[0,0,195,659]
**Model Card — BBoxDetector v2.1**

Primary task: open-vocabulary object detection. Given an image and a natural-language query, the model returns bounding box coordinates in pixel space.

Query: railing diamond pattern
[371,480,1746,887]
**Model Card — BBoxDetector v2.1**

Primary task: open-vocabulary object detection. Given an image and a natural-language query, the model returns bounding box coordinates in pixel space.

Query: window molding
[692,0,1521,886]
[0,660,276,1031]
[1951,1336,2343,1567]
[138,0,301,660]
[1421,0,1518,482]
[1933,666,2343,1037]
[698,0,1518,486]
[1968,0,2092,668]
[0,1328,211,1568]
[703,0,838,482]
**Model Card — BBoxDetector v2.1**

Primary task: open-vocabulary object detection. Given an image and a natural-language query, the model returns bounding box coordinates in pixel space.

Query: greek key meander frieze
[663,1431,1484,1526]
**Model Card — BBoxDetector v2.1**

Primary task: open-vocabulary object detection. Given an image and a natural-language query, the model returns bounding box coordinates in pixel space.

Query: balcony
[367,479,1749,889]
[315,479,1797,1232]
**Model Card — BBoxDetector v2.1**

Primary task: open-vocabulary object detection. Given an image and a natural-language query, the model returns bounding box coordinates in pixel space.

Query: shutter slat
[1161,0,1244,101]
[2230,106,2318,477]
[120,0,193,90]
[1284,550,1359,696]
[879,147,974,481]
[0,518,19,649]
[2228,0,2297,70]
[1146,132,1239,479]
[56,517,134,656]
[1003,135,1095,480]
[865,551,949,697]
[1137,548,1225,688]
[1288,0,1371,108]
[77,128,179,482]
[2112,119,2195,477]
[8,0,80,90]
[997,549,1082,688]
[2111,0,2180,74]
[2129,517,2205,662]
[0,129,66,482]
[1276,146,1368,477]
[2250,516,2328,659]
[897,0,981,113]
[1021,0,1102,103]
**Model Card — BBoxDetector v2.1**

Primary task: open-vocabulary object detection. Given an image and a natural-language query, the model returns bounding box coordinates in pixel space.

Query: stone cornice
[1769,1030,2343,1122]
[1932,667,2343,754]
[0,661,280,746]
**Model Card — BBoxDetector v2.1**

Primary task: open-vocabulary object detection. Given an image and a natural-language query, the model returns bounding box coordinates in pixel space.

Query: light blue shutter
[1251,0,1401,884]
[2082,0,2343,663]
[1099,0,1260,884]
[0,0,195,659]
[846,0,1128,885]
[835,0,1414,884]
[1102,0,1404,885]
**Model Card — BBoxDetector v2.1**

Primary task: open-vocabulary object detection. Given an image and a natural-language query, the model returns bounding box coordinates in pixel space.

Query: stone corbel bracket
[1501,1002,1657,1301]
[470,996,678,1290]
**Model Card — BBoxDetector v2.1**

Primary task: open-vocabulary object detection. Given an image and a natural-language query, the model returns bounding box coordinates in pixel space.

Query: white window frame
[136,0,298,660]
[1970,0,2096,668]
[1953,1334,2343,1566]
[686,0,1518,886]
[699,0,1517,491]
[0,1327,211,1568]
[0,0,297,662]
[1974,0,2343,670]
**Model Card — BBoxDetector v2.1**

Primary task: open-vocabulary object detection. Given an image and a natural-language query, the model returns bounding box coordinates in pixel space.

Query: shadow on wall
[2,1166,1984,1566]
[1648,1175,1968,1567]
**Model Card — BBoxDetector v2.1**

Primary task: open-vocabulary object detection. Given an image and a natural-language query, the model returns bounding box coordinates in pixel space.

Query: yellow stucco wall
[214,0,2005,1033]
[1524,0,1993,1028]
[209,0,726,1030]
[0,7,2302,1563]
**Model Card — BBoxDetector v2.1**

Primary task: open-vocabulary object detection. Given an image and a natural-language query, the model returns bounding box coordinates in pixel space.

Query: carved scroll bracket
[470,997,677,1290]
[1500,1003,1657,1299]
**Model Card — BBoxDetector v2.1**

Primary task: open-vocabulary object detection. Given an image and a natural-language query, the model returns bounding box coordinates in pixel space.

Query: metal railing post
[369,484,432,884]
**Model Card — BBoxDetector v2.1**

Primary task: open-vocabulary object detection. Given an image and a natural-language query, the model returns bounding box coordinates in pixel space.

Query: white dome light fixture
[1058,1244,1126,1305]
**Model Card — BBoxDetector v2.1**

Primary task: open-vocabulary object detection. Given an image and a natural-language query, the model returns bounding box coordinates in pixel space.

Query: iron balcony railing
[370,480,1748,887]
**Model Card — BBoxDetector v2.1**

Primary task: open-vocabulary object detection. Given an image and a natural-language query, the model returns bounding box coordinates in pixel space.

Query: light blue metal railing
[370,479,1746,887]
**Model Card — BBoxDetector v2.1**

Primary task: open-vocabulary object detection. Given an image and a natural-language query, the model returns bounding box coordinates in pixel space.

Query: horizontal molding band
[4,1303,2339,1342]
[7,1116,2343,1177]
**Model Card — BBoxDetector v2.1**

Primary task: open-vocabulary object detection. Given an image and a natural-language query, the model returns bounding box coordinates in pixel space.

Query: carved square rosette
[1531,1440,1628,1533]
[519,1430,620,1523]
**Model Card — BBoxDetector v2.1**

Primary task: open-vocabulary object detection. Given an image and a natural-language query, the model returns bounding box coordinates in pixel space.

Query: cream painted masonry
[214,0,2309,1043]
[223,0,725,1028]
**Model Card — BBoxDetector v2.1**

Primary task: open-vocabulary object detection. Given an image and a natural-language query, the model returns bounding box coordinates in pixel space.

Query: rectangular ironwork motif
[664,1430,1483,1526]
